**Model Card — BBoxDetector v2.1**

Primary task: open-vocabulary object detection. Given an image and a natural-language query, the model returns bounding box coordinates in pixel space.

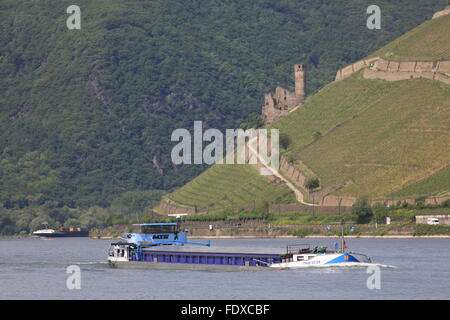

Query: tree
[372,203,388,224]
[262,201,270,213]
[352,196,373,224]
[0,214,15,235]
[305,177,320,191]
[63,218,80,228]
[279,133,292,150]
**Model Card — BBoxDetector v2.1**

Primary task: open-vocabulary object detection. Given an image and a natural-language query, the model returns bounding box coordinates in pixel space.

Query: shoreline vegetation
[2,201,450,239]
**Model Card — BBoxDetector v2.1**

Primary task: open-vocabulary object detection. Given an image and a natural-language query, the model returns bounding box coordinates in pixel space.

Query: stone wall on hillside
[159,200,197,215]
[373,59,450,74]
[334,57,379,81]
[363,58,450,84]
[334,7,450,81]
[267,203,352,214]
[279,156,308,188]
[432,6,450,19]
[335,56,450,85]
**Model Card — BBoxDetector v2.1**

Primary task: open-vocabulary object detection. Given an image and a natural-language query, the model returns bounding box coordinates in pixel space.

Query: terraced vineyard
[166,164,295,212]
[272,72,403,153]
[288,77,450,198]
[390,166,450,198]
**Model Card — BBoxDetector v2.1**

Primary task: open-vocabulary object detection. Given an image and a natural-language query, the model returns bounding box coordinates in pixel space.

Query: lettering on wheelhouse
[152,234,169,239]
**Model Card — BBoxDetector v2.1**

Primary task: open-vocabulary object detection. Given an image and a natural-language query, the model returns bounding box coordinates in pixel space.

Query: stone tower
[294,64,306,104]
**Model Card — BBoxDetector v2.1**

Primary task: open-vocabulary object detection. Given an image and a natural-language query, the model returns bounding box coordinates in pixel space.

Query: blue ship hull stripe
[325,254,359,264]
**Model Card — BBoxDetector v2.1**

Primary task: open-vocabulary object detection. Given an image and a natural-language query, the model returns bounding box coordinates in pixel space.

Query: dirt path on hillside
[245,136,318,206]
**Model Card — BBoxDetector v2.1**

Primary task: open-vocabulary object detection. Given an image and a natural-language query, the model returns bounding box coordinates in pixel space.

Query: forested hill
[0,0,445,231]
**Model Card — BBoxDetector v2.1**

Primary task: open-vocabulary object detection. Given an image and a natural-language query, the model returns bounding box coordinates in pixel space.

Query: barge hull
[34,232,89,237]
[108,260,272,271]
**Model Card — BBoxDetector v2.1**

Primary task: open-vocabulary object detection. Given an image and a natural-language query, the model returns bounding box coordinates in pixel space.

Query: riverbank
[2,234,449,240]
[84,218,450,239]
[4,213,450,239]
[176,235,450,239]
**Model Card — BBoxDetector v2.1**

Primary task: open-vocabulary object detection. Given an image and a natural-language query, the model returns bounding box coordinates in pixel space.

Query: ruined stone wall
[424,195,450,206]
[274,86,297,109]
[320,195,356,207]
[268,203,352,214]
[312,194,450,208]
[261,93,290,124]
[374,196,450,207]
[335,56,450,85]
[308,185,357,207]
[373,59,450,74]
[363,58,450,85]
[159,200,197,215]
[335,7,450,80]
[334,57,379,81]
[279,156,308,188]
[432,6,450,19]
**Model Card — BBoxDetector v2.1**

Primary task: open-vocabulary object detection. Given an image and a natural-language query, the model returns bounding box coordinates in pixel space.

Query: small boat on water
[107,220,373,270]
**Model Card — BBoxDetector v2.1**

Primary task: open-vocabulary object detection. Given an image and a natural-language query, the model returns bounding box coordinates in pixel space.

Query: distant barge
[33,227,89,238]
[107,222,372,270]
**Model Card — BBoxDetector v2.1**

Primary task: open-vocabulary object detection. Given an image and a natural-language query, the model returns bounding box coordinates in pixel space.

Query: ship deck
[135,244,286,267]
[141,244,285,255]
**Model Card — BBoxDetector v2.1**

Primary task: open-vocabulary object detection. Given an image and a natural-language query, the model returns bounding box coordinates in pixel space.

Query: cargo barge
[107,221,372,270]
[33,226,89,238]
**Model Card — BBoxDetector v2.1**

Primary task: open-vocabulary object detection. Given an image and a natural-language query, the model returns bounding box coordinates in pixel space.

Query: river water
[0,237,448,299]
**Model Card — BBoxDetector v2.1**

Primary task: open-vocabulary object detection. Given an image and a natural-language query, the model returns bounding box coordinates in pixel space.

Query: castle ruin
[262,64,306,124]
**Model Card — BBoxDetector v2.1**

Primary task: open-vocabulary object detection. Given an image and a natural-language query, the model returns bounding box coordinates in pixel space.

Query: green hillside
[164,11,450,212]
